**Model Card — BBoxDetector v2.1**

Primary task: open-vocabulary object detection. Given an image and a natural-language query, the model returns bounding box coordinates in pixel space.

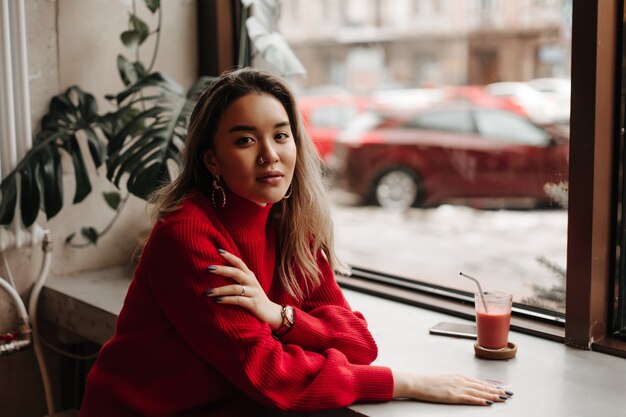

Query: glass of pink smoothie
[474,291,512,349]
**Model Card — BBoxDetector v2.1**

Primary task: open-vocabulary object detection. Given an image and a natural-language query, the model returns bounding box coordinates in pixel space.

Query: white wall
[0,1,198,415]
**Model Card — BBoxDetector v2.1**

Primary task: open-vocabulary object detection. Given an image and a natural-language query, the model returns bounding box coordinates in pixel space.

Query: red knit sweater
[80,189,393,417]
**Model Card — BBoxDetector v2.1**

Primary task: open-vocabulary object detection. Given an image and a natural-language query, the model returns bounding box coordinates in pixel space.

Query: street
[330,193,568,312]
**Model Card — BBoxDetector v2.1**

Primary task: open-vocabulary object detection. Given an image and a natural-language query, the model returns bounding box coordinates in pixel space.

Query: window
[279,0,570,319]
[267,0,625,355]
[474,109,551,146]
[407,109,474,133]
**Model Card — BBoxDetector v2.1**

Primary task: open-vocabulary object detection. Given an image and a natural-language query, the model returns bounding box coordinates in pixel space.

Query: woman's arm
[279,257,380,364]
[207,248,380,365]
[392,370,512,405]
[144,219,394,412]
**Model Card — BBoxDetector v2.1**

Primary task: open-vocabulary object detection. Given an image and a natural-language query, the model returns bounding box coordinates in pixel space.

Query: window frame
[565,0,626,357]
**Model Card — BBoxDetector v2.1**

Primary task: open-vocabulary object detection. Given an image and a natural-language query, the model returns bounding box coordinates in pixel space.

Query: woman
[80,68,512,416]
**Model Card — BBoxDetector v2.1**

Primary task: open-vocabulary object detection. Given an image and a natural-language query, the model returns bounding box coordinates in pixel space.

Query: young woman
[80,68,512,416]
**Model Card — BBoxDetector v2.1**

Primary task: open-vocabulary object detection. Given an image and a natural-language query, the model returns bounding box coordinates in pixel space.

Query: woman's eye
[235,137,254,145]
[275,132,289,141]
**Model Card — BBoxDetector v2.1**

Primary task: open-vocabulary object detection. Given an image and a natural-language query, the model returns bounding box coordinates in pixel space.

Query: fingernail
[486,400,494,405]
[218,248,226,254]
[207,265,217,271]
[204,289,213,296]
[499,395,508,400]
[505,390,514,396]
[213,296,223,302]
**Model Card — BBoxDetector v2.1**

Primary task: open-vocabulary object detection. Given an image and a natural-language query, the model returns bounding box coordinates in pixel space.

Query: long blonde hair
[150,68,344,299]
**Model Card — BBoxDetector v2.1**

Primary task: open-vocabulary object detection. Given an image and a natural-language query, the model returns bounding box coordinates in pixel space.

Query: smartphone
[429,321,477,339]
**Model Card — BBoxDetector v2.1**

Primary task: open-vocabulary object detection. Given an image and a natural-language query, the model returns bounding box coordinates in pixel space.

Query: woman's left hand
[205,249,283,331]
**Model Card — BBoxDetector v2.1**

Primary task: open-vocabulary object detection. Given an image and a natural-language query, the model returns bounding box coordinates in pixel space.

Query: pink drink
[475,292,512,349]
[476,310,511,349]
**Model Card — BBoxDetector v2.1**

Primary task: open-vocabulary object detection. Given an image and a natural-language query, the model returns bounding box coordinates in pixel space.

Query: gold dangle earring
[283,183,293,200]
[212,175,226,208]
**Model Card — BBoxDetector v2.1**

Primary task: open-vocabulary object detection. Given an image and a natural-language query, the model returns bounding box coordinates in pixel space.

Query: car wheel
[373,168,421,210]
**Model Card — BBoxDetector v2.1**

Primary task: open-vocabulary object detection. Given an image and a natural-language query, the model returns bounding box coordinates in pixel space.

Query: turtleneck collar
[195,186,274,240]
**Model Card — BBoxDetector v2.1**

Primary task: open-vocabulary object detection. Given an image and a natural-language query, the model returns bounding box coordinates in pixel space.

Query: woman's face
[204,92,297,206]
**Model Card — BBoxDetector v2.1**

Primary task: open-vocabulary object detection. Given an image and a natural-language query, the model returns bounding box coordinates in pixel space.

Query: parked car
[297,95,374,163]
[484,81,560,125]
[525,77,571,126]
[442,85,528,116]
[331,103,569,210]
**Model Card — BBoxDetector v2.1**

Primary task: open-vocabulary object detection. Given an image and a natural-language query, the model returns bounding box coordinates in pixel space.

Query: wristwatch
[272,305,295,338]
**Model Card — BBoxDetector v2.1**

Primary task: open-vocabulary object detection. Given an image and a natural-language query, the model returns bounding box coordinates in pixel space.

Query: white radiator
[0,0,42,251]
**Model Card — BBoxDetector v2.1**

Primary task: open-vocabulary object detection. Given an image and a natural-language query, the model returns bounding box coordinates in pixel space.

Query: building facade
[279,0,572,92]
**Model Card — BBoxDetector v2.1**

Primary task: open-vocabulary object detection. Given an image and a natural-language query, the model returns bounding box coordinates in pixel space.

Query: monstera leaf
[0,86,103,227]
[102,72,214,199]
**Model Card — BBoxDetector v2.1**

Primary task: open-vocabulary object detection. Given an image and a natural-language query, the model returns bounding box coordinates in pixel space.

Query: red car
[298,95,374,163]
[331,103,569,210]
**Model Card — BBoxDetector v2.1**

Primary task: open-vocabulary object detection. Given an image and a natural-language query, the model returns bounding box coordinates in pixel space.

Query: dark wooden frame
[197,0,243,76]
[566,0,626,357]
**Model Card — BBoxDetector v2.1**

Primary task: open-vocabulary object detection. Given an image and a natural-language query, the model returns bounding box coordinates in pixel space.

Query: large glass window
[278,0,572,317]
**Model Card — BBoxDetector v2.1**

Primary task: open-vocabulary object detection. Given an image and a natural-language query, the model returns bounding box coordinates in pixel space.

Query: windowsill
[40,267,626,417]
[336,274,566,342]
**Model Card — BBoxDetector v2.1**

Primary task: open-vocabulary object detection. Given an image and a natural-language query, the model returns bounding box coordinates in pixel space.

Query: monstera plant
[0,0,212,246]
[0,0,305,246]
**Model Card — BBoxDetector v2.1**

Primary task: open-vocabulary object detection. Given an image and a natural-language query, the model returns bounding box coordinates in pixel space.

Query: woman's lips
[257,171,283,184]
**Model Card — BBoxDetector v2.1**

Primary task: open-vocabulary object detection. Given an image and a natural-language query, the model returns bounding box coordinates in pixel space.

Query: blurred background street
[329,190,567,310]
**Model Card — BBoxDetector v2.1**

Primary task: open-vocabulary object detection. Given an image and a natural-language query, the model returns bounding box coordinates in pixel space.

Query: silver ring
[258,157,266,165]
[240,285,246,296]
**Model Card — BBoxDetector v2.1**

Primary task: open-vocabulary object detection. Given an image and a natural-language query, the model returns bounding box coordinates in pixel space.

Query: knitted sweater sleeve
[144,218,393,412]
[280,253,381,365]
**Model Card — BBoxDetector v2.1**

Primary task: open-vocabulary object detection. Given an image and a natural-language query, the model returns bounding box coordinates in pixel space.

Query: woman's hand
[205,249,283,330]
[392,370,513,406]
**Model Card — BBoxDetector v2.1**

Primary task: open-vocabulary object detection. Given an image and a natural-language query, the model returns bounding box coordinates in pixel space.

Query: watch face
[285,306,295,325]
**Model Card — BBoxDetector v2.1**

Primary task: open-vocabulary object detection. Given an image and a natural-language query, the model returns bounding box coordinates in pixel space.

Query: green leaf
[128,161,170,199]
[0,175,17,225]
[80,227,99,244]
[38,144,63,220]
[103,191,121,210]
[113,72,178,104]
[121,30,142,51]
[66,135,92,204]
[1,86,100,226]
[144,0,160,13]
[130,16,150,44]
[84,130,104,168]
[117,55,137,86]
[134,62,148,80]
[20,163,41,227]
[65,233,76,244]
[103,75,214,200]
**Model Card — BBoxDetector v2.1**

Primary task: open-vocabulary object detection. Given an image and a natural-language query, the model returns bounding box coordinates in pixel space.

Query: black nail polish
[207,265,217,271]
[204,289,213,296]
[505,390,514,396]
[218,248,226,254]
[499,395,508,400]
[486,400,494,405]
[213,296,223,302]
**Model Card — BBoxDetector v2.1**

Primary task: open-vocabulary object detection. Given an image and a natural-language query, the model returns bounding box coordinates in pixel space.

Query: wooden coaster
[474,341,517,360]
